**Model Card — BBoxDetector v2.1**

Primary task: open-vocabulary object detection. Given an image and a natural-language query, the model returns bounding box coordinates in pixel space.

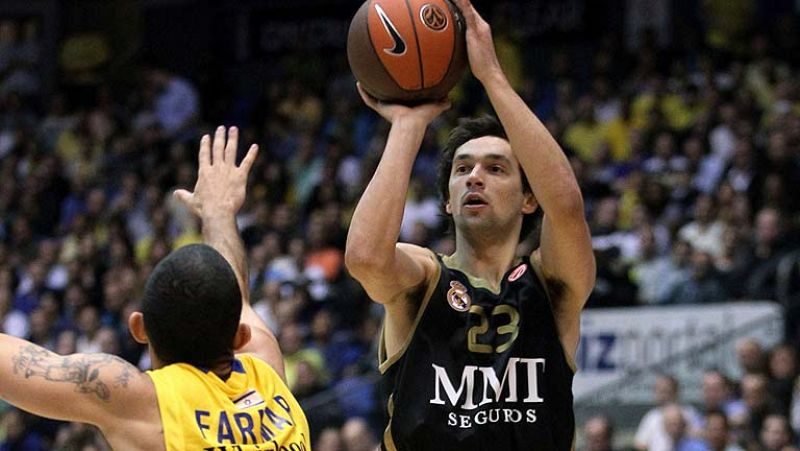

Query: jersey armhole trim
[528,260,579,373]
[378,252,441,374]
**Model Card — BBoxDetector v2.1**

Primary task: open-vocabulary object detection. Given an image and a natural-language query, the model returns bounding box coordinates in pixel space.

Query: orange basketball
[347,0,467,104]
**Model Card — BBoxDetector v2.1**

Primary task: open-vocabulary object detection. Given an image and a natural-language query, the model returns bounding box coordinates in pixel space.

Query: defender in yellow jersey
[0,127,310,450]
[149,354,309,448]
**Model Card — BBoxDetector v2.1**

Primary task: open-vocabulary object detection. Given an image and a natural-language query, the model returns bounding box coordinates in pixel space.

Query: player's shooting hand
[357,82,450,126]
[174,126,258,218]
[452,0,503,84]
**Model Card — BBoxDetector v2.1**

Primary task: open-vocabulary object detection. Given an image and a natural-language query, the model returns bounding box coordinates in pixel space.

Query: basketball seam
[365,1,404,95]
[403,0,425,89]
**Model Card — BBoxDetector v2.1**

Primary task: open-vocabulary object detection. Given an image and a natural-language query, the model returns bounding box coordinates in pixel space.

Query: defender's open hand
[174,126,258,218]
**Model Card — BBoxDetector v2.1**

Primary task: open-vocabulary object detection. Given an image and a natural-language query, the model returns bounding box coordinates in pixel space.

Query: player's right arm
[345,85,448,306]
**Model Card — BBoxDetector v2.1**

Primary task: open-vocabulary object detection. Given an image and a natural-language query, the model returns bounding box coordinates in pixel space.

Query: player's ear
[445,199,453,215]
[232,323,252,351]
[521,191,538,214]
[128,311,149,344]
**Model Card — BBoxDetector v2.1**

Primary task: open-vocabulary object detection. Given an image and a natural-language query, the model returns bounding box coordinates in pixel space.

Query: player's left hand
[451,0,503,83]
[174,126,258,218]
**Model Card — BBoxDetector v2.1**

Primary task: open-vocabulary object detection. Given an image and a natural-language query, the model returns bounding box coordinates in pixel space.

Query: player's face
[445,136,536,234]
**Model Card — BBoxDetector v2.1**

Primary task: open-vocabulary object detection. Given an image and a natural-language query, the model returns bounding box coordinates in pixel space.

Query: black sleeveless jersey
[379,255,575,451]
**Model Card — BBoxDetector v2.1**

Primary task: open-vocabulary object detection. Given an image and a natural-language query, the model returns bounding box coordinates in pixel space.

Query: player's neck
[450,233,519,288]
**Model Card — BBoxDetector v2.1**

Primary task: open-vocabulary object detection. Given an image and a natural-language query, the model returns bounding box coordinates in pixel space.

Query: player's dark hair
[142,244,242,368]
[437,115,539,242]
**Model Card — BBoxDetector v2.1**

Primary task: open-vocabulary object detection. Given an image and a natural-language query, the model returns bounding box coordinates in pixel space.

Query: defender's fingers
[225,126,239,164]
[199,134,211,167]
[240,144,259,173]
[212,125,226,163]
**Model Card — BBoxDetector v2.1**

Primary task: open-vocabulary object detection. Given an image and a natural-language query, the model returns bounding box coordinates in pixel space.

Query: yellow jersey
[147,354,310,451]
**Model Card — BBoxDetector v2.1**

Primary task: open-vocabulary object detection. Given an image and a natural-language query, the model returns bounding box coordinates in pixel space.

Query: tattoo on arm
[11,345,139,403]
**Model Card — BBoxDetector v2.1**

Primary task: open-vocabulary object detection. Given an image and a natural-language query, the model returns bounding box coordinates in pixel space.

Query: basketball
[347,0,467,104]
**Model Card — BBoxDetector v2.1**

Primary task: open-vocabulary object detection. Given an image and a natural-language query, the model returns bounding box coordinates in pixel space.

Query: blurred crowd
[582,339,800,451]
[0,1,798,449]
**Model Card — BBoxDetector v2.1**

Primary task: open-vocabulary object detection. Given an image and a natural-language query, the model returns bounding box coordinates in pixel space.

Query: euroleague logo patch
[447,281,471,312]
[508,264,527,282]
[420,4,448,31]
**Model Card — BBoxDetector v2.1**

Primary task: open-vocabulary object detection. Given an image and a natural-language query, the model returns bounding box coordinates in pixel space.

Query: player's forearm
[345,119,427,269]
[201,213,250,303]
[201,213,274,331]
[201,213,285,376]
[483,73,584,220]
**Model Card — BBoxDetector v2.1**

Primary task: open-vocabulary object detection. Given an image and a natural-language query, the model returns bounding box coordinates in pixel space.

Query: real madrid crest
[447,280,471,312]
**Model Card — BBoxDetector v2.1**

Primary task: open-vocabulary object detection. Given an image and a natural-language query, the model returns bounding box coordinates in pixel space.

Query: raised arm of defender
[345,86,449,305]
[453,0,595,354]
[174,126,284,379]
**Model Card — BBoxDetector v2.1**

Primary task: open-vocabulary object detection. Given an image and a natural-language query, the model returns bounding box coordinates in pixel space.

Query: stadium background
[0,0,798,449]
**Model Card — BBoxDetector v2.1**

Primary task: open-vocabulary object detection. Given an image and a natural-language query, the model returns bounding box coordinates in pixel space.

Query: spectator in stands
[333,363,376,423]
[52,422,108,450]
[0,20,40,98]
[767,344,798,415]
[341,417,378,451]
[715,226,751,296]
[75,304,102,353]
[280,321,326,390]
[636,240,692,304]
[678,195,725,258]
[0,409,46,450]
[293,360,326,402]
[146,67,200,141]
[663,250,727,304]
[736,338,767,375]
[583,415,616,451]
[742,207,794,299]
[316,427,343,451]
[629,225,663,304]
[635,374,701,450]
[701,410,744,451]
[662,404,706,451]
[738,373,780,446]
[791,377,800,438]
[701,369,747,420]
[759,414,797,451]
[643,132,689,181]
[0,285,27,337]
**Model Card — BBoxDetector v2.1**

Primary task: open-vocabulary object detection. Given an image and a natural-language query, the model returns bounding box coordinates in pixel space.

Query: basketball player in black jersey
[345,0,595,449]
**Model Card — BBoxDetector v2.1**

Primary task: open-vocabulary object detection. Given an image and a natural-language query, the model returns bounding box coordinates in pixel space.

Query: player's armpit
[535,213,595,358]
[537,213,595,309]
[0,334,154,426]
